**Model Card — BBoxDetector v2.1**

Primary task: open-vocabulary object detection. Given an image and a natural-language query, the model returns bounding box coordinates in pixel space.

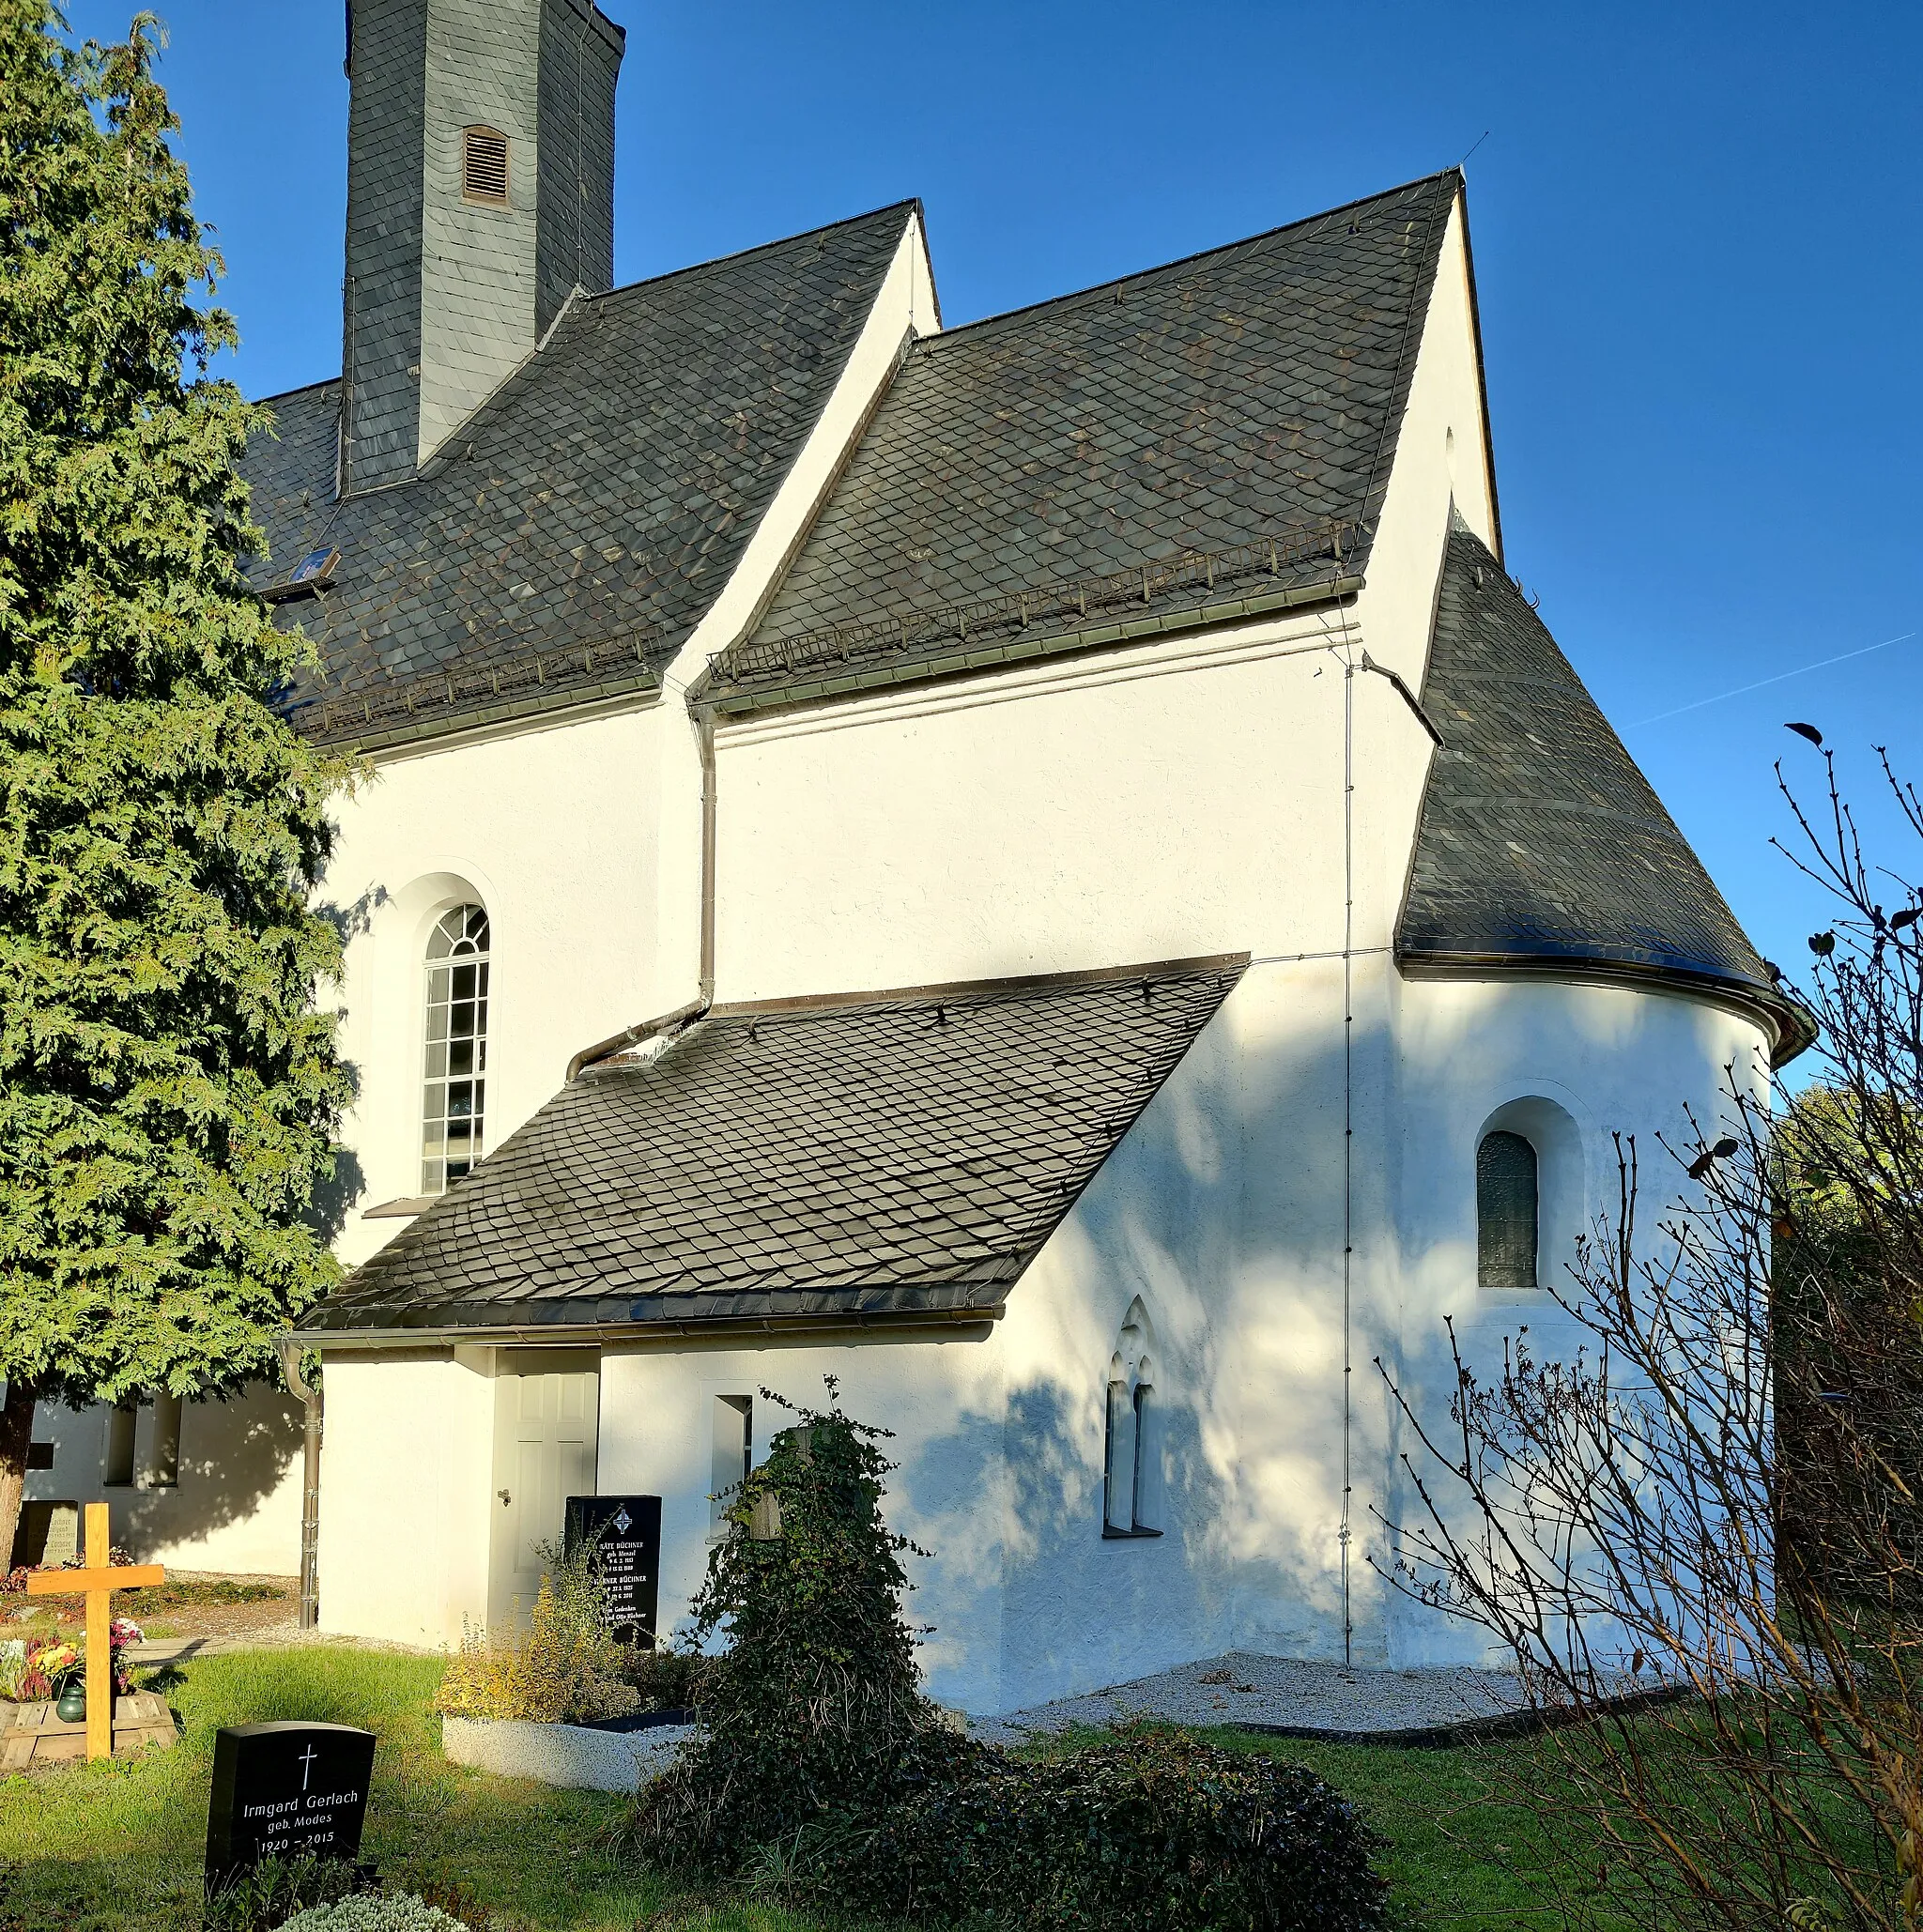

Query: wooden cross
[26,1501,162,1761]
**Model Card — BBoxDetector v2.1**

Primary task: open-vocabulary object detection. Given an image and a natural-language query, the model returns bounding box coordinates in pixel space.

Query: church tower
[341,0,623,495]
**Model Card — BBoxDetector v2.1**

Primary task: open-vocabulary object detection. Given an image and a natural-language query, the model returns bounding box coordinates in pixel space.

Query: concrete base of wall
[440,1716,693,1792]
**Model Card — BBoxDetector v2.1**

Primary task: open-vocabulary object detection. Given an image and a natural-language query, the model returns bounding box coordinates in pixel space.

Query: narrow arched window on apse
[1478,1129,1539,1288]
[1102,1301,1162,1539]
[423,905,490,1193]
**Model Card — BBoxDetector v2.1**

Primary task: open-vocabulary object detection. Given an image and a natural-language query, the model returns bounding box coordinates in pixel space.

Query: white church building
[17,0,1807,1713]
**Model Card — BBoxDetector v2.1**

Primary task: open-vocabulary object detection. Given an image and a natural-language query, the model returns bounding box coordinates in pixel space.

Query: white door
[488,1357,599,1629]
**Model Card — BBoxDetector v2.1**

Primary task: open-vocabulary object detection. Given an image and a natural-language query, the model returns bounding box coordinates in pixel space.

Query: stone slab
[440,1716,692,1792]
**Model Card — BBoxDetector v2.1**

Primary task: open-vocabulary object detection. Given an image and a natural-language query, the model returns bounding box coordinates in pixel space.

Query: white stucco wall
[316,1348,495,1647]
[1375,972,1774,1665]
[320,701,669,1264]
[598,1331,1009,1712]
[708,605,1431,1004]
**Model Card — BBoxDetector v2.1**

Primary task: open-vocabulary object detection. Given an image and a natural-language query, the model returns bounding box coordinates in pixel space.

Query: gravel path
[968,1650,1532,1744]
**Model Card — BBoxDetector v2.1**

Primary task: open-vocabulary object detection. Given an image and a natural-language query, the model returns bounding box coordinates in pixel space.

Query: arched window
[423,905,490,1193]
[1478,1128,1539,1288]
[1102,1302,1162,1539]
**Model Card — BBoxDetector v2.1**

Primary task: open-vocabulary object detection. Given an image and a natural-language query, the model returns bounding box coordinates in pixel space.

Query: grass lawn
[0,1646,1619,1931]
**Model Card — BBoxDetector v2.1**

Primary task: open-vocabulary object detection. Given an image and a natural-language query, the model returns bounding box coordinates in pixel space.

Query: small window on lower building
[709,1394,752,1536]
[1478,1129,1539,1288]
[25,1441,54,1472]
[145,1390,181,1489]
[103,1404,137,1486]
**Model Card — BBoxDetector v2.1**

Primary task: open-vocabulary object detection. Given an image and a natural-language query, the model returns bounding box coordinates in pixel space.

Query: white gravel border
[968,1651,1532,1744]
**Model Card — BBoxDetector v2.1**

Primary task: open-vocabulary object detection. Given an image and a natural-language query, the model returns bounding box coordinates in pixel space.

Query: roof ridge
[251,376,340,408]
[244,206,924,409]
[920,168,1462,352]
[582,197,922,310]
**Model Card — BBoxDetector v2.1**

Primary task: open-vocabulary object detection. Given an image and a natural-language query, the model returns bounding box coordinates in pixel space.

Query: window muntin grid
[423,905,490,1193]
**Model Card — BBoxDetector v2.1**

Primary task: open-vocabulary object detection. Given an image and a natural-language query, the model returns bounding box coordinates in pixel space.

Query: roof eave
[288,1295,1008,1349]
[1394,943,1817,1069]
[698,575,1364,719]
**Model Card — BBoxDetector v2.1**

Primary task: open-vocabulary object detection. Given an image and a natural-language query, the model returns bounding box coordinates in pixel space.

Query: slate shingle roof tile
[239,203,918,750]
[704,171,1459,710]
[1398,520,1808,1057]
[301,960,1242,1333]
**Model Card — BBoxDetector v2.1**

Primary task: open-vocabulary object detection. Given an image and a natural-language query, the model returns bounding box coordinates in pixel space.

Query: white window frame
[422,904,491,1194]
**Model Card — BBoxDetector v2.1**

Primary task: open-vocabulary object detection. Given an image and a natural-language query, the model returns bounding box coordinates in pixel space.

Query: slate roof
[1398,520,1810,1060]
[239,203,917,751]
[701,170,1461,713]
[300,958,1244,1335]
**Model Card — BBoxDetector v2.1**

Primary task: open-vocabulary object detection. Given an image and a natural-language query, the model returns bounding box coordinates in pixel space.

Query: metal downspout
[278,1340,321,1631]
[699,705,717,1004]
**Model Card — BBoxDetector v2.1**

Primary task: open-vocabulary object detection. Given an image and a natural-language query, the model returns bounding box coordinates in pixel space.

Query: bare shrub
[1377,736,1923,1932]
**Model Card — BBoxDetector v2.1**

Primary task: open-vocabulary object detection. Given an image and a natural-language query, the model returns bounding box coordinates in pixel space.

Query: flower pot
[54,1679,86,1724]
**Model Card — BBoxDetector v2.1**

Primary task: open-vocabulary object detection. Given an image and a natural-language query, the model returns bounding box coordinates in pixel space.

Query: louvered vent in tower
[462,126,509,205]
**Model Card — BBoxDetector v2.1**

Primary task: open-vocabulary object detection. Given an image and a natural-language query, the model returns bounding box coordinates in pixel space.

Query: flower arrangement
[13,1639,79,1701]
[0,1622,142,1702]
[108,1618,144,1693]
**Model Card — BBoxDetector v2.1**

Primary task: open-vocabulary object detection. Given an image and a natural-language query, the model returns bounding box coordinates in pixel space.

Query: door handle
[498,1489,512,1506]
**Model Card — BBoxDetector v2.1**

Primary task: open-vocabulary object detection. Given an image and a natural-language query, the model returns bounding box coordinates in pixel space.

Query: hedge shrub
[808,1724,1388,1932]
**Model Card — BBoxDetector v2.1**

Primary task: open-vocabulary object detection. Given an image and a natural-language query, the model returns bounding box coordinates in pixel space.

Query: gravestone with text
[563,1494,662,1643]
[205,1721,377,1890]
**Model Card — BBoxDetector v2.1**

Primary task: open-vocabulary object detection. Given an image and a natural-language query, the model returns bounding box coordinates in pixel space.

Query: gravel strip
[967,1650,1531,1744]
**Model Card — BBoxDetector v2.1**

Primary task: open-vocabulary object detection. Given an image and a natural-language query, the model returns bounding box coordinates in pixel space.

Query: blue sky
[69,1,1923,1005]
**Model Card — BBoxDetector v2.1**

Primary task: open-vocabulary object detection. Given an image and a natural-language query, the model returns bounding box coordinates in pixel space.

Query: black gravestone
[205,1721,377,1889]
[564,1494,662,1643]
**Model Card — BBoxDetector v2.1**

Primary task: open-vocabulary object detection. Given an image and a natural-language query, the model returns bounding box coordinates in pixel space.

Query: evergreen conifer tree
[0,4,350,1562]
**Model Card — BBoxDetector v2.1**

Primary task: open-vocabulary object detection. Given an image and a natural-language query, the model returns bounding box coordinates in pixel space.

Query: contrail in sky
[1627,630,1916,728]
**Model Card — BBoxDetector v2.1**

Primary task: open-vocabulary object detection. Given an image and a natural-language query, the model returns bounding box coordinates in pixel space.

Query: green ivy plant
[630,1379,944,1863]
[0,3,354,1559]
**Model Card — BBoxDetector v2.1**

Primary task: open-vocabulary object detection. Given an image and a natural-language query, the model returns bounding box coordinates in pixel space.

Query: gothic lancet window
[1477,1129,1539,1288]
[423,905,490,1193]
[1102,1300,1162,1539]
